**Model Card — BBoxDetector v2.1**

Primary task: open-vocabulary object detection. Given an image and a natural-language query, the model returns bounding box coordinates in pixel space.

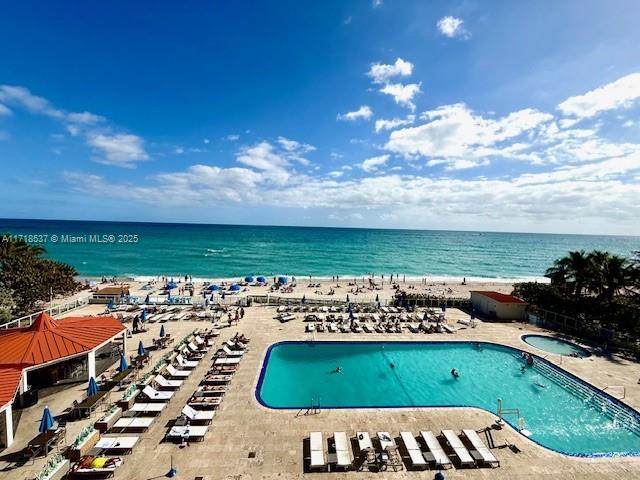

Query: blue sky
[1,0,639,235]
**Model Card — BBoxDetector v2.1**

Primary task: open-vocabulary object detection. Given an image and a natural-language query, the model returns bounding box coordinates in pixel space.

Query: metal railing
[1,296,91,330]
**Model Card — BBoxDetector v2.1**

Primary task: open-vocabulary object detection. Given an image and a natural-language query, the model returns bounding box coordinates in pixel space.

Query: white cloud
[337,105,373,121]
[327,170,343,178]
[66,111,104,125]
[0,85,63,118]
[558,73,640,119]
[437,16,469,39]
[372,0,383,8]
[277,136,316,154]
[175,147,185,155]
[379,83,421,110]
[0,104,12,116]
[367,58,414,85]
[203,138,210,144]
[386,103,553,166]
[375,115,416,133]
[359,154,390,172]
[226,134,240,141]
[87,133,149,168]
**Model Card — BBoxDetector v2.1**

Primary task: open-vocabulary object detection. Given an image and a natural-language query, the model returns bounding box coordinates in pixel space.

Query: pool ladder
[496,398,524,430]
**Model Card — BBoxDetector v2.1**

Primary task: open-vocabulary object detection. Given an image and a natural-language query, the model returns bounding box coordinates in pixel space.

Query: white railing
[1,295,91,330]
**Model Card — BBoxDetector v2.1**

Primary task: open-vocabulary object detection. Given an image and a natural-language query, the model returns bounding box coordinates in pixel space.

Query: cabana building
[90,286,130,304]
[0,312,126,448]
[470,291,528,321]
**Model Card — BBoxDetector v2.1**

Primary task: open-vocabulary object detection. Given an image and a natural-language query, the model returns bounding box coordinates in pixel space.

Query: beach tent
[138,341,146,356]
[39,406,54,433]
[87,377,99,396]
[159,325,165,337]
[230,283,241,291]
[245,276,254,283]
[118,352,129,372]
[277,276,288,284]
[257,276,266,283]
[207,284,220,291]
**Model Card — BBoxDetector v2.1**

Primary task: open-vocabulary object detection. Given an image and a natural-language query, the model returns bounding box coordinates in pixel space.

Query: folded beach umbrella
[346,294,350,303]
[39,406,54,433]
[301,295,306,304]
[118,352,129,372]
[141,309,147,322]
[138,340,146,356]
[221,291,226,300]
[144,294,150,305]
[87,377,99,396]
[423,311,429,321]
[375,294,379,302]
[245,276,254,283]
[160,325,165,337]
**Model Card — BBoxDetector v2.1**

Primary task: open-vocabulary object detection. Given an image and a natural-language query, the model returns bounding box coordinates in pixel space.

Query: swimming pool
[522,334,591,358]
[256,341,640,457]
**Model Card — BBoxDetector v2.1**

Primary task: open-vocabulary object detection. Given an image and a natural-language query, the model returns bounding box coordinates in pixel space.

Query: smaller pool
[522,334,590,358]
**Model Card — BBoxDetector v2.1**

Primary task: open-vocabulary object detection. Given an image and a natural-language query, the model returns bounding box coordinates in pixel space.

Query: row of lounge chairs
[306,320,455,334]
[278,305,408,314]
[307,429,499,472]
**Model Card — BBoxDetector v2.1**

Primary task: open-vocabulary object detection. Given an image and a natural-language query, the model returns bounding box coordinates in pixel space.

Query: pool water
[256,341,640,457]
[522,334,591,357]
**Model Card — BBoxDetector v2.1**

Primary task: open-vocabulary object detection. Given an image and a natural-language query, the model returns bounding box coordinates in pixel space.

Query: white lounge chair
[181,405,215,425]
[217,345,244,357]
[92,436,139,454]
[333,432,352,470]
[112,417,154,432]
[420,431,452,469]
[462,429,499,467]
[305,323,315,333]
[166,364,190,378]
[214,356,241,365]
[128,402,166,415]
[141,385,174,402]
[309,431,326,470]
[155,374,183,390]
[176,354,198,369]
[441,430,475,467]
[400,432,428,469]
[167,425,208,442]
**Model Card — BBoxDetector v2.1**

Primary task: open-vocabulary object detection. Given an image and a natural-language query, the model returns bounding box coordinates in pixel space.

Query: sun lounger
[111,417,154,432]
[167,425,208,442]
[182,346,204,360]
[376,432,403,471]
[141,385,174,402]
[362,324,372,333]
[188,342,207,354]
[327,323,337,333]
[92,436,139,454]
[225,339,245,350]
[355,432,376,470]
[214,356,241,365]
[420,431,452,469]
[166,364,190,378]
[196,385,226,396]
[305,323,315,333]
[181,405,215,425]
[400,432,428,469]
[217,345,244,357]
[155,374,183,390]
[309,432,326,470]
[188,395,222,409]
[202,374,232,384]
[441,430,475,467]
[176,354,198,369]
[442,324,455,334]
[71,456,123,475]
[333,432,352,470]
[339,324,349,333]
[462,429,499,467]
[128,402,166,416]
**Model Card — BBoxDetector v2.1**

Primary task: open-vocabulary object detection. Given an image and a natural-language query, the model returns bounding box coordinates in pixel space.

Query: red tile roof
[471,291,527,304]
[0,312,125,409]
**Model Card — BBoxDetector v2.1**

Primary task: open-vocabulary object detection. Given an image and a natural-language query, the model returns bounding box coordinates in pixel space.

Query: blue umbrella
[301,295,306,304]
[277,276,288,284]
[141,309,147,322]
[221,291,226,300]
[144,294,150,305]
[138,341,146,356]
[257,276,266,283]
[230,283,241,291]
[87,377,99,396]
[166,281,177,290]
[107,300,114,310]
[159,325,165,337]
[245,276,254,282]
[207,284,219,291]
[118,352,129,372]
[39,406,54,433]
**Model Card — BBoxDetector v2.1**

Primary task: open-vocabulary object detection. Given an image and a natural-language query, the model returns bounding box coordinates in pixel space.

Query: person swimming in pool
[389,362,395,369]
[451,368,460,379]
[331,366,342,374]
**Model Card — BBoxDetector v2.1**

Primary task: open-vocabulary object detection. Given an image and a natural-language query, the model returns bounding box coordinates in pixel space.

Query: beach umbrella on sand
[144,295,150,305]
[138,341,146,356]
[375,294,379,303]
[245,276,254,283]
[166,281,178,290]
[141,309,147,322]
[301,295,306,305]
[107,300,114,311]
[205,298,209,307]
[277,276,288,284]
[118,352,129,372]
[434,473,445,480]
[230,283,241,292]
[207,284,220,291]
[346,294,350,303]
[257,276,266,283]
[160,325,165,337]
[39,406,54,433]
[87,377,99,397]
[221,291,226,300]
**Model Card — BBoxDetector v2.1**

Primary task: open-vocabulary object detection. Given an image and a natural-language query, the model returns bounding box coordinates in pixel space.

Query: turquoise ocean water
[257,341,640,456]
[0,219,637,280]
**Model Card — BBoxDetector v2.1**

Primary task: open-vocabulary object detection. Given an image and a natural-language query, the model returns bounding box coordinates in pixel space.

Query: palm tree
[545,250,591,298]
[588,251,631,303]
[0,235,46,259]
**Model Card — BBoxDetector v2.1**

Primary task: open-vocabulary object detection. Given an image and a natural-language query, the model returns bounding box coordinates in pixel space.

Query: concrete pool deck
[1,305,639,479]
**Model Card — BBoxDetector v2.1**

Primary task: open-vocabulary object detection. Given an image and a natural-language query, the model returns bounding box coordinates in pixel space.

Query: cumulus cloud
[235,138,315,184]
[558,73,640,119]
[0,103,12,116]
[87,133,149,168]
[359,154,390,173]
[379,83,421,111]
[375,115,416,133]
[337,105,373,121]
[437,16,469,39]
[367,58,414,85]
